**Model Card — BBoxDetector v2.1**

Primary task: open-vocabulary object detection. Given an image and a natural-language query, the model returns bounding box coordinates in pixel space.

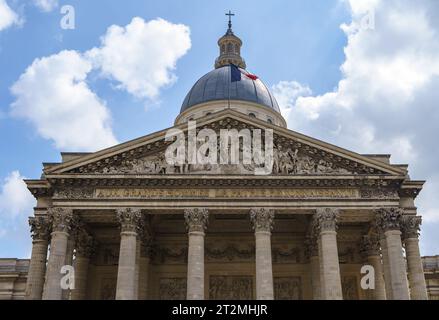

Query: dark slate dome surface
[181,65,280,114]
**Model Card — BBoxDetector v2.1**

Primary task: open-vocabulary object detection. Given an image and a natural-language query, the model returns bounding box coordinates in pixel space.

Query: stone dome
[180,65,281,114]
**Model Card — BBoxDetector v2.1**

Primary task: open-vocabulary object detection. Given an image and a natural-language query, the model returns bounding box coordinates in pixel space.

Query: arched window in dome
[221,44,225,54]
[235,44,239,54]
[227,43,233,53]
[267,118,273,124]
[249,113,256,118]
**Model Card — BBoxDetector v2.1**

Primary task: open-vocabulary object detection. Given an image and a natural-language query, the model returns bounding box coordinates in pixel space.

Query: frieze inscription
[93,188,360,199]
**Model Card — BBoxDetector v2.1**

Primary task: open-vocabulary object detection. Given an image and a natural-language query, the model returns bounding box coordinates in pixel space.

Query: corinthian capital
[76,229,95,258]
[116,208,142,233]
[314,208,339,233]
[250,208,274,233]
[29,216,51,241]
[48,207,76,233]
[360,235,380,257]
[375,207,403,233]
[401,215,422,239]
[184,208,209,233]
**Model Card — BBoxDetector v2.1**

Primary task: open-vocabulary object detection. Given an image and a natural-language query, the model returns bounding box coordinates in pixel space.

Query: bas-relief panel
[209,276,254,300]
[152,243,305,265]
[159,278,187,300]
[84,143,355,176]
[207,276,303,300]
[274,277,302,300]
[100,278,117,300]
[342,276,359,300]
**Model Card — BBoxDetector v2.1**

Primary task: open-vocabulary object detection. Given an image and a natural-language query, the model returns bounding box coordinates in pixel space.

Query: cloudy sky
[0,0,438,258]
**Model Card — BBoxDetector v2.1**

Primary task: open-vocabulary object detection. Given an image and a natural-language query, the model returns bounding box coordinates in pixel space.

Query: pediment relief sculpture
[89,142,354,176]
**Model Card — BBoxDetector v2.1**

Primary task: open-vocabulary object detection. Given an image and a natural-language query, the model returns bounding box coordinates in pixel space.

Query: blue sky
[0,0,438,258]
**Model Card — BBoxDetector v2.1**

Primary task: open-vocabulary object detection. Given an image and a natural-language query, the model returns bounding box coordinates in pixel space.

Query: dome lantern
[215,11,246,69]
[175,13,287,128]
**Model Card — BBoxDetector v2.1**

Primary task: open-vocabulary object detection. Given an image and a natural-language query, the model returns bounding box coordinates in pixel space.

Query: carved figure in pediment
[94,134,356,175]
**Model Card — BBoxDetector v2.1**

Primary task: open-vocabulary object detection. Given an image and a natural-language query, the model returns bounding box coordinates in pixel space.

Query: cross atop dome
[226,10,235,32]
[215,11,246,69]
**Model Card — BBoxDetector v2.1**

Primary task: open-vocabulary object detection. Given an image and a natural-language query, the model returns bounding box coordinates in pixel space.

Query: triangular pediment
[44,109,406,177]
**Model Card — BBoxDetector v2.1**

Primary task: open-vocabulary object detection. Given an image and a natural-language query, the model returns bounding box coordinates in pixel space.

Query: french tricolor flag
[230,64,259,82]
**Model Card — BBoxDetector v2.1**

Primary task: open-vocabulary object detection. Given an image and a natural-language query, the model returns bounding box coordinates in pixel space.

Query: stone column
[116,208,142,300]
[71,228,94,300]
[305,235,321,300]
[314,208,343,300]
[376,208,410,300]
[184,208,209,300]
[43,208,75,300]
[250,208,275,300]
[138,239,153,300]
[138,220,153,300]
[379,235,393,299]
[402,216,428,300]
[134,239,140,299]
[62,225,78,300]
[360,235,386,300]
[25,215,51,300]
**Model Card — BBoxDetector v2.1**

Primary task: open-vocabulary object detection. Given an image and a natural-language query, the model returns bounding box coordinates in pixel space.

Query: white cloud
[10,18,191,151]
[87,17,191,100]
[32,0,58,12]
[10,50,118,151]
[273,0,439,254]
[272,81,312,120]
[0,171,35,219]
[0,0,20,31]
[0,171,34,257]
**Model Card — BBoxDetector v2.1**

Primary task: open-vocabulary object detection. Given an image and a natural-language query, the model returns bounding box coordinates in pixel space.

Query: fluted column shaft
[138,240,152,300]
[62,235,76,300]
[402,216,428,300]
[184,208,209,300]
[25,216,51,300]
[314,208,342,300]
[306,236,321,300]
[71,230,93,300]
[43,208,75,300]
[367,255,387,300]
[138,254,151,299]
[250,208,275,300]
[376,208,410,300]
[116,208,142,300]
[361,235,386,300]
[380,237,393,299]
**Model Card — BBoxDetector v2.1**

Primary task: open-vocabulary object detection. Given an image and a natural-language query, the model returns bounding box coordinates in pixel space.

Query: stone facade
[0,23,435,301]
[16,111,430,300]
[0,259,29,300]
[423,256,439,300]
[3,255,438,300]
